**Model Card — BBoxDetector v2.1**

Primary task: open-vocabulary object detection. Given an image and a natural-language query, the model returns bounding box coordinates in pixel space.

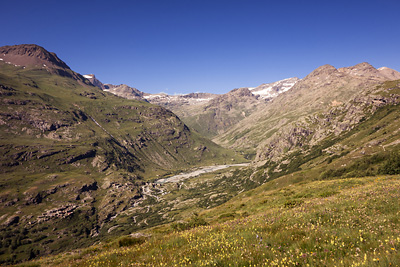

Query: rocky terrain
[1,44,400,266]
[86,74,300,139]
[0,44,243,264]
[215,63,400,157]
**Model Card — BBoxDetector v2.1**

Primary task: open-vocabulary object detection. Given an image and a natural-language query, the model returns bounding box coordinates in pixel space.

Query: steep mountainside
[87,74,300,139]
[29,79,400,267]
[174,87,264,139]
[0,44,90,84]
[153,79,299,139]
[2,45,400,266]
[83,74,105,90]
[0,45,243,264]
[215,63,400,157]
[83,75,144,100]
[144,92,217,110]
[104,84,144,100]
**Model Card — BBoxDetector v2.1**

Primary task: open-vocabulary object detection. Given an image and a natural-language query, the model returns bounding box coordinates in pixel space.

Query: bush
[171,214,208,231]
[118,236,146,247]
[379,151,400,175]
[284,199,303,208]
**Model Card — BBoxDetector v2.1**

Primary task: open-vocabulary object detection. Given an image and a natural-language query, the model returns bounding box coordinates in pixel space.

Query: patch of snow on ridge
[251,78,299,99]
[83,74,94,79]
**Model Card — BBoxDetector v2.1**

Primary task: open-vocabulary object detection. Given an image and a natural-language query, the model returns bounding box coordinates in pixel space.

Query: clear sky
[2,0,400,94]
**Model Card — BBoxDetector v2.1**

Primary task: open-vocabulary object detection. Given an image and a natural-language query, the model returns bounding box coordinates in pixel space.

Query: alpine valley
[1,44,400,266]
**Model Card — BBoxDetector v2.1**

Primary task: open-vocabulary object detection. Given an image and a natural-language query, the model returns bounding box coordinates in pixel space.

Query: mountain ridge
[0,44,90,84]
[1,44,400,266]
[214,62,400,155]
[0,44,244,264]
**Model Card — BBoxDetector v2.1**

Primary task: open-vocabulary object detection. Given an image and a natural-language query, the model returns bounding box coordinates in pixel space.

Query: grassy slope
[213,68,392,156]
[22,175,400,267]
[17,79,400,266]
[0,63,246,264]
[0,63,243,178]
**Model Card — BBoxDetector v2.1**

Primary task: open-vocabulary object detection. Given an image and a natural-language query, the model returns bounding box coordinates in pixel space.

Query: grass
[0,62,247,264]
[22,175,400,266]
[2,62,400,266]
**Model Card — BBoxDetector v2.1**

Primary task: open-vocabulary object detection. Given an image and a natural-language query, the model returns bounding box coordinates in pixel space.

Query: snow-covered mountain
[250,77,300,99]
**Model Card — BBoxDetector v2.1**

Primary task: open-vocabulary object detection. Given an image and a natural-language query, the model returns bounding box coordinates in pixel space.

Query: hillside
[21,78,400,267]
[29,175,400,266]
[2,45,400,266]
[173,88,264,139]
[214,63,400,158]
[87,75,298,140]
[18,74,400,267]
[0,45,244,265]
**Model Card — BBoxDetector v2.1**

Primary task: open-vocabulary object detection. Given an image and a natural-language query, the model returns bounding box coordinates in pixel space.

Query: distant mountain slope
[0,44,90,84]
[214,63,400,158]
[103,84,144,100]
[28,80,400,267]
[143,78,300,139]
[83,74,105,89]
[174,87,264,139]
[0,44,243,264]
[86,73,300,139]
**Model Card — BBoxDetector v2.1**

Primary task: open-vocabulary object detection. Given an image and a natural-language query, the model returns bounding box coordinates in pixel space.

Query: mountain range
[0,44,242,264]
[1,44,400,265]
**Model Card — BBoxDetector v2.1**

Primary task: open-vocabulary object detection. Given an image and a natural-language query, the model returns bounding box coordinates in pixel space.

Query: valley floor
[155,163,250,184]
[23,174,400,267]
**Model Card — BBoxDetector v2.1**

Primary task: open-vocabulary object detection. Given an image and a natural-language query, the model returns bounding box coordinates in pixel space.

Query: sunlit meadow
[25,175,399,267]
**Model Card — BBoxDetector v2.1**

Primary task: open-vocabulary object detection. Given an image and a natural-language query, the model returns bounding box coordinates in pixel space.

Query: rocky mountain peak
[84,74,105,89]
[337,62,379,78]
[0,44,90,84]
[228,87,255,97]
[0,44,70,70]
[104,84,144,100]
[304,64,337,79]
[335,62,400,81]
[377,66,400,80]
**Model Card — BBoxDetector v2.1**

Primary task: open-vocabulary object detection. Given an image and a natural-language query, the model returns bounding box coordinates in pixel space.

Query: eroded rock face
[254,85,400,162]
[3,215,19,227]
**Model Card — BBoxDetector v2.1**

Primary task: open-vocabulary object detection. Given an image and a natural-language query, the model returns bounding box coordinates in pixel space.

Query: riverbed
[155,163,250,184]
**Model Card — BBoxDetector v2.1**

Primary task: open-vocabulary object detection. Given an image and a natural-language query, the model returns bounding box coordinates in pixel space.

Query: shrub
[118,236,145,247]
[171,214,208,231]
[284,199,303,208]
[379,151,400,175]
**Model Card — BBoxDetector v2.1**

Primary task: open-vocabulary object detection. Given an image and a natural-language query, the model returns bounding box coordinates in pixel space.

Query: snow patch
[83,74,94,79]
[251,78,298,99]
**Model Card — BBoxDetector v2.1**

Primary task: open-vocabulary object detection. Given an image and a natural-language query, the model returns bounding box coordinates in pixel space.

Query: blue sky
[2,0,400,94]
